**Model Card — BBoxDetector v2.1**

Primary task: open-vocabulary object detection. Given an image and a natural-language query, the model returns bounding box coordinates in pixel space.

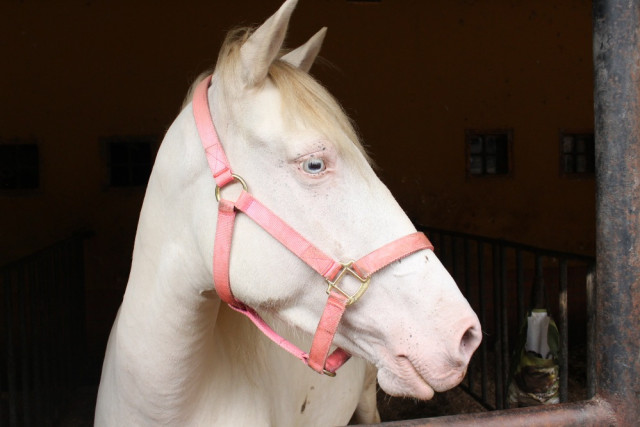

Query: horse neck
[125,102,217,309]
[114,105,224,420]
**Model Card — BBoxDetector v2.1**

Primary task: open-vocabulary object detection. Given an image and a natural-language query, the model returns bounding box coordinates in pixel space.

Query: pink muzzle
[193,75,434,375]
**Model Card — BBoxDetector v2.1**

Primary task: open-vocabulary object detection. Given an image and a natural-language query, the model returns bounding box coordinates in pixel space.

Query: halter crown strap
[193,74,434,375]
[193,76,234,188]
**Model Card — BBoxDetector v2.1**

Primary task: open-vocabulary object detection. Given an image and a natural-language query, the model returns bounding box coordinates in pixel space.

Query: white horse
[95,1,481,425]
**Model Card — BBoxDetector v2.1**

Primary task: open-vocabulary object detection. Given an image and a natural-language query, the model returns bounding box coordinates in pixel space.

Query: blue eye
[302,157,326,174]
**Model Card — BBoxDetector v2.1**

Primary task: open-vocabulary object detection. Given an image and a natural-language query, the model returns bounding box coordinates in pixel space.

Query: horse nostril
[459,322,482,361]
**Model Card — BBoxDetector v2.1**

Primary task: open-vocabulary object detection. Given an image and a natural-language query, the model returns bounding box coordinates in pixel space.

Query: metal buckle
[325,261,370,306]
[215,174,248,202]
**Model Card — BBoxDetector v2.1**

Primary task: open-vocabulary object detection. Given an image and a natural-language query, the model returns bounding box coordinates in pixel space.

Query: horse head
[198,0,481,400]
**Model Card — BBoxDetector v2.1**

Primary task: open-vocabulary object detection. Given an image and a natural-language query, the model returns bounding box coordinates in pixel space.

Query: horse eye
[302,157,326,174]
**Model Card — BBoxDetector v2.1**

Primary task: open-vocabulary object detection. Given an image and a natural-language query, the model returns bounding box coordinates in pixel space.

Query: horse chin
[377,365,435,400]
[376,355,466,401]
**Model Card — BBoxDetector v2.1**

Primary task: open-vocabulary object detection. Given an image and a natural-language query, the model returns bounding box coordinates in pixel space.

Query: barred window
[560,133,594,176]
[466,130,512,177]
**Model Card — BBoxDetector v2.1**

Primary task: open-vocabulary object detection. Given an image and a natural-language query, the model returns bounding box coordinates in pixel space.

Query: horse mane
[183,27,373,167]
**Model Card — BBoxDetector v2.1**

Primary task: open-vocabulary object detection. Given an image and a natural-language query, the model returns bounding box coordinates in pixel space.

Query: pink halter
[193,75,434,375]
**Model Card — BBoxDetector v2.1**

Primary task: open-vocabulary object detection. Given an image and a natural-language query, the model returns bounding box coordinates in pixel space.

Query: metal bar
[586,264,596,399]
[476,242,488,405]
[558,259,569,403]
[41,254,53,425]
[59,243,71,414]
[68,237,87,390]
[431,231,441,257]
[74,236,88,370]
[516,250,524,327]
[65,240,76,388]
[32,257,43,426]
[593,0,640,424]
[26,258,38,427]
[463,238,471,300]
[451,236,459,283]
[362,399,614,426]
[18,264,31,426]
[492,244,503,409]
[462,238,473,392]
[3,271,18,426]
[533,254,545,309]
[51,245,64,420]
[499,246,509,409]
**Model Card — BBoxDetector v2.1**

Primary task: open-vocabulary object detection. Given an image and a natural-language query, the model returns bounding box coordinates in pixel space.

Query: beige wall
[1,0,594,360]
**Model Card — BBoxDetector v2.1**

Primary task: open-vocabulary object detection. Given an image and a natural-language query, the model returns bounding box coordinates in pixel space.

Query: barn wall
[0,0,593,367]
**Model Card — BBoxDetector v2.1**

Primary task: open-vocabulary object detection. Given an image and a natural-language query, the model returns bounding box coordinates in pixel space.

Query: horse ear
[240,0,298,86]
[280,27,327,73]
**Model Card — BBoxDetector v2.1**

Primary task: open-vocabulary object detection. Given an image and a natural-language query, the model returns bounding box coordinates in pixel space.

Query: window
[0,142,39,190]
[560,132,594,176]
[466,130,512,177]
[106,137,154,187]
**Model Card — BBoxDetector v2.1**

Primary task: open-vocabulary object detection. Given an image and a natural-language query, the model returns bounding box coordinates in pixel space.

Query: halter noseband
[193,75,434,376]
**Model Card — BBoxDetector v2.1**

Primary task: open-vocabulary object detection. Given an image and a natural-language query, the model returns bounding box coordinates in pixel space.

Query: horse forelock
[182,26,373,168]
[268,60,374,167]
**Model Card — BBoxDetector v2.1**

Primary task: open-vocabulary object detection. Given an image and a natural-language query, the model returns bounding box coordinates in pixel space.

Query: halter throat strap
[193,75,434,375]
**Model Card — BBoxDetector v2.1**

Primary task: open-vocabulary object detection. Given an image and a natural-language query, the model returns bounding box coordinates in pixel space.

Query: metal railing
[373,2,640,424]
[418,225,595,411]
[1,232,90,427]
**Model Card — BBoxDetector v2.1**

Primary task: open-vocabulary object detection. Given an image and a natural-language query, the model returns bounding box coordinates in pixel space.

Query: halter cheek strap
[193,75,434,375]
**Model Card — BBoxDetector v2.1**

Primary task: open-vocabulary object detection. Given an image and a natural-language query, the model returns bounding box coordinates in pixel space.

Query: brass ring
[322,369,337,377]
[215,174,248,202]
